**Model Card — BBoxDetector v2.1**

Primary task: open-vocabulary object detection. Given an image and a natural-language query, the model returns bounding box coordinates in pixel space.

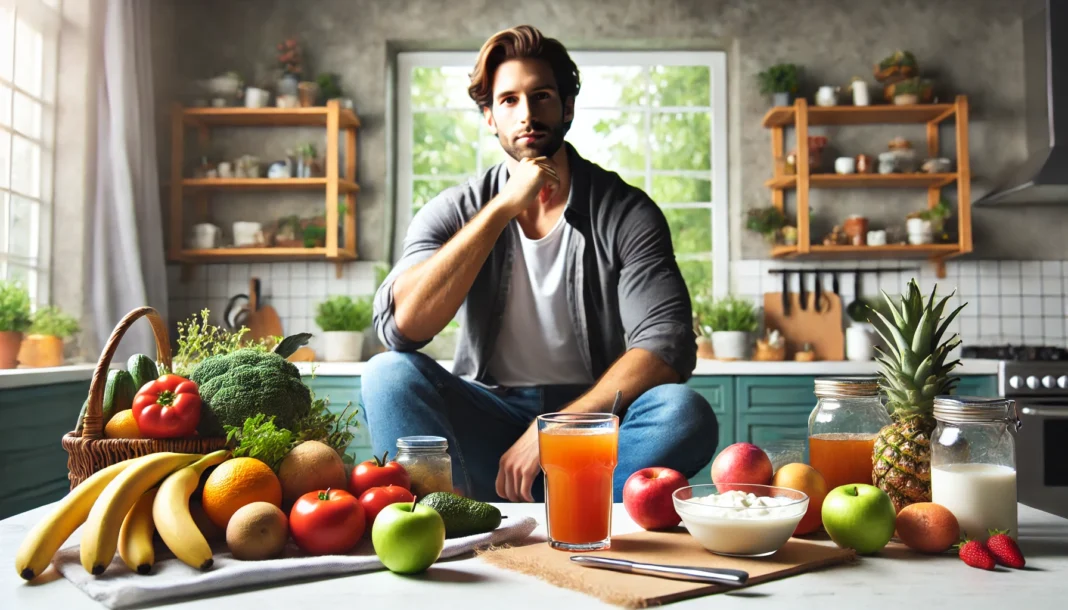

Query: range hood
[976,0,1068,205]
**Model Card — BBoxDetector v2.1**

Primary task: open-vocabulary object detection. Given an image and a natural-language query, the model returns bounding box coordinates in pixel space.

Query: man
[364,25,717,503]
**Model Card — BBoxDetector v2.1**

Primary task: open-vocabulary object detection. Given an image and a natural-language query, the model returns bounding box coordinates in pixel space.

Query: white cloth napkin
[53,516,537,609]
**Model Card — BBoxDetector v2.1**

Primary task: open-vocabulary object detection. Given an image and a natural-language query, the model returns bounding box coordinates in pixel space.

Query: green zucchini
[127,353,159,391]
[74,397,89,434]
[102,369,137,425]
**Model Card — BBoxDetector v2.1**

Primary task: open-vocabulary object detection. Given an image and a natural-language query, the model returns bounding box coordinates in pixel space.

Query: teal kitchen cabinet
[0,380,88,519]
[957,375,997,397]
[301,375,374,464]
[735,376,817,449]
[684,376,733,485]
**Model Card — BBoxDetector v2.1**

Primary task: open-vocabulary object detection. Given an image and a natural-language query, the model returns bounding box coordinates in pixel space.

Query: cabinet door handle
[1021,407,1068,418]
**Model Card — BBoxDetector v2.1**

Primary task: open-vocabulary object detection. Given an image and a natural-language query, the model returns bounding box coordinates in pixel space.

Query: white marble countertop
[2,501,1064,609]
[296,358,1000,377]
[0,359,999,391]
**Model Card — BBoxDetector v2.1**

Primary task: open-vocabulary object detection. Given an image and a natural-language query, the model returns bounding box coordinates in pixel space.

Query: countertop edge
[295,358,1000,377]
[0,364,98,390]
[0,359,999,390]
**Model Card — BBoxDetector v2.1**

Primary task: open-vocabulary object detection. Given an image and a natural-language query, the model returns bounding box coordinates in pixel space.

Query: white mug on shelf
[834,156,856,174]
[867,230,887,246]
[218,161,233,178]
[815,85,839,107]
[189,223,221,249]
[233,222,263,247]
[245,87,270,108]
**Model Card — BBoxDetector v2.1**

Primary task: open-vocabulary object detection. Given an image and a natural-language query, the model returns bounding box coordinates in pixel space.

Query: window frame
[396,49,729,298]
[0,0,60,307]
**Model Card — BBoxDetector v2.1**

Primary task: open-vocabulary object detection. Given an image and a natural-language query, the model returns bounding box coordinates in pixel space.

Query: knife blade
[781,270,790,316]
[570,556,749,587]
[814,270,823,312]
[798,270,808,310]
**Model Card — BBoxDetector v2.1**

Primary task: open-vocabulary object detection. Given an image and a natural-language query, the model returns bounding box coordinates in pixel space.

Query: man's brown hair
[468,25,581,130]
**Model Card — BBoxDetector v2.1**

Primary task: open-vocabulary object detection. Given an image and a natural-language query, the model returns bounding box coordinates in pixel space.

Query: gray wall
[150,0,1064,262]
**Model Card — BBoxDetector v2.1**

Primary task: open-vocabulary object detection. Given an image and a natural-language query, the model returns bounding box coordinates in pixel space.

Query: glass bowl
[672,484,809,557]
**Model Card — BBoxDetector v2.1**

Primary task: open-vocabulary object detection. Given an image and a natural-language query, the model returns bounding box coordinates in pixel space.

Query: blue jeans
[360,351,718,502]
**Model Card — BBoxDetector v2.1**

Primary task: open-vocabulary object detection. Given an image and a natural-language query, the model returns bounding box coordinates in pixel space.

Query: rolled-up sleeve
[374,192,463,351]
[615,200,697,381]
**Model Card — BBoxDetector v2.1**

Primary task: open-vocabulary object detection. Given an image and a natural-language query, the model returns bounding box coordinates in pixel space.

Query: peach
[772,463,828,535]
[711,443,773,488]
[895,502,960,553]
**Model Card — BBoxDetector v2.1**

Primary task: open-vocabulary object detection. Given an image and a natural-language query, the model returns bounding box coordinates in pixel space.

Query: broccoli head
[191,348,312,436]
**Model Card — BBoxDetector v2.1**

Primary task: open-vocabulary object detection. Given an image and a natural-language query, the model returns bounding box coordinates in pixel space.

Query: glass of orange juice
[537,412,619,551]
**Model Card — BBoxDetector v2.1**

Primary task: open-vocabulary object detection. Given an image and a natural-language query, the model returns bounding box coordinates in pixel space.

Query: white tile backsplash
[725,259,1068,347]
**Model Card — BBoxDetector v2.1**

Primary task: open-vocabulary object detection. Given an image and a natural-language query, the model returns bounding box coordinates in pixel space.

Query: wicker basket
[61,306,228,489]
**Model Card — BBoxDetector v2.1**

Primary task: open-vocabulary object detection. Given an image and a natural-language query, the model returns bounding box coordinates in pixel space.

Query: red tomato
[289,488,365,555]
[349,452,411,497]
[359,485,416,530]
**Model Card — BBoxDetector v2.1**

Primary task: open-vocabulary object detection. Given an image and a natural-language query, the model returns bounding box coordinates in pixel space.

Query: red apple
[710,443,773,489]
[622,467,689,530]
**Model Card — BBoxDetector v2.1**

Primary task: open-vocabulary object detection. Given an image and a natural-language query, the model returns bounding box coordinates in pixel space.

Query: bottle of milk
[931,396,1021,541]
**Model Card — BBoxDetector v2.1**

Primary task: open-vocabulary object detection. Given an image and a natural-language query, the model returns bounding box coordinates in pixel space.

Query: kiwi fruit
[226,502,289,561]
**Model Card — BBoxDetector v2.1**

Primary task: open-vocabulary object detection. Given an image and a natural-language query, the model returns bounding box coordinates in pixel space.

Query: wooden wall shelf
[764,95,971,278]
[182,178,360,193]
[181,106,361,128]
[765,173,958,189]
[169,100,361,278]
[762,103,956,128]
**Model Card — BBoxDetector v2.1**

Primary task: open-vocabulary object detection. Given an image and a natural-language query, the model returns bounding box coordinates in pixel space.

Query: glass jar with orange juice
[808,377,891,491]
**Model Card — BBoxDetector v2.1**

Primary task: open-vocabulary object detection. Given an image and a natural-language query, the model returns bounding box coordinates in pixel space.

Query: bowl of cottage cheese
[672,484,809,557]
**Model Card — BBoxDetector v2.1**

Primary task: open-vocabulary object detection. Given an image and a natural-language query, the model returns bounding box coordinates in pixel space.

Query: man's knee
[635,384,719,456]
[360,350,436,411]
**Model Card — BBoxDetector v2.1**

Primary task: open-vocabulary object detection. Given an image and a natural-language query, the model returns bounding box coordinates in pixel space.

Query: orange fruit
[896,502,960,553]
[771,463,828,536]
[201,457,282,529]
[104,410,140,439]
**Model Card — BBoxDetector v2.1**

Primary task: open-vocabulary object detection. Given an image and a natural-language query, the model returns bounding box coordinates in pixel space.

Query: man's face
[484,58,574,161]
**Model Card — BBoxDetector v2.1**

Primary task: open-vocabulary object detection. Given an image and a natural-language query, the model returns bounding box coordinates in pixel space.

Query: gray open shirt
[374,143,697,387]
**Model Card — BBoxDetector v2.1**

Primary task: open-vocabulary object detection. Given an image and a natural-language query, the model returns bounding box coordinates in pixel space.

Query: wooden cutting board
[479,528,855,607]
[244,277,284,342]
[763,292,845,361]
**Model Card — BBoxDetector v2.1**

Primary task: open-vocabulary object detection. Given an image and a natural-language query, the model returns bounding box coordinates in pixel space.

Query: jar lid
[933,396,1021,430]
[814,376,880,398]
[397,435,448,450]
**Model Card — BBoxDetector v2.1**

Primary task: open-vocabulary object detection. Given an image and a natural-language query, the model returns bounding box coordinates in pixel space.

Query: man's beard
[498,120,566,161]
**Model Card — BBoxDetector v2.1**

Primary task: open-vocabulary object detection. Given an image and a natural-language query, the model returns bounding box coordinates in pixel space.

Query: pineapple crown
[869,279,965,418]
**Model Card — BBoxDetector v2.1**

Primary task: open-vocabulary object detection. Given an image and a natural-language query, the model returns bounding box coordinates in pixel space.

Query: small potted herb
[695,295,759,361]
[757,63,801,107]
[315,295,373,361]
[746,206,787,244]
[0,280,32,368]
[19,305,80,368]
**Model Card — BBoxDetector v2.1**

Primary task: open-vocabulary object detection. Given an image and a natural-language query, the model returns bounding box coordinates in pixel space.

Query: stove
[960,344,1068,517]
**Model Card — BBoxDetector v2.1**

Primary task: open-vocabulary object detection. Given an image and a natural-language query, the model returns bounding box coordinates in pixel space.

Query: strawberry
[986,529,1026,569]
[956,538,996,570]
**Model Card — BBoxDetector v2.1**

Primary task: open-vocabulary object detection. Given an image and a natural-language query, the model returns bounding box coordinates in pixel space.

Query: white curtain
[89,0,168,360]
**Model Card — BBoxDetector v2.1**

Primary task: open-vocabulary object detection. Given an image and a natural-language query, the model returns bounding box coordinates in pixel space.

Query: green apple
[821,484,896,555]
[372,501,446,574]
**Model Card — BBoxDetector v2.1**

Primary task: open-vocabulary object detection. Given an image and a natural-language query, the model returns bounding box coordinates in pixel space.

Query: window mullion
[643,66,652,197]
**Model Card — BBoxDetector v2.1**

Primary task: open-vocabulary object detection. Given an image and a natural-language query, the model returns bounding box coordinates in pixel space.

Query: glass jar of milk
[932,396,1021,541]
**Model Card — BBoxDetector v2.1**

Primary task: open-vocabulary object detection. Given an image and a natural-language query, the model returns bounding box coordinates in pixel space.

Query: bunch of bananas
[15,449,230,580]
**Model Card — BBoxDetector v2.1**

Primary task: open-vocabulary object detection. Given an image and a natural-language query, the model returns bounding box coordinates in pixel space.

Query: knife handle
[570,556,749,587]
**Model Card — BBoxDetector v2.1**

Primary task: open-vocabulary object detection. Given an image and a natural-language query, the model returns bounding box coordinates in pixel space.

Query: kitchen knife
[781,270,790,316]
[798,270,808,310]
[832,270,840,295]
[570,556,749,587]
[814,270,823,312]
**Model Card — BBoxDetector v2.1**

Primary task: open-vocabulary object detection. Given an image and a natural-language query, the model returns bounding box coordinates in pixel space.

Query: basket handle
[81,307,173,440]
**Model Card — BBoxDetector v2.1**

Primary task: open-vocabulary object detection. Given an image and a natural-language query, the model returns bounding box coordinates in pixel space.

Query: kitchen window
[0,0,60,306]
[396,50,729,299]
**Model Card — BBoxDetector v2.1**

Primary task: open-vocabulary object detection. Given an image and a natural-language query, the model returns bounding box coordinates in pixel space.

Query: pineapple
[870,279,965,512]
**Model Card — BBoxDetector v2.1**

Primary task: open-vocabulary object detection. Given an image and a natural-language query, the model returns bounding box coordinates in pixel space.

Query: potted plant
[315,295,372,361]
[873,50,918,83]
[757,63,801,107]
[696,295,759,361]
[845,298,877,362]
[316,72,343,104]
[0,280,32,369]
[18,305,80,368]
[276,38,303,107]
[421,319,460,360]
[746,206,787,244]
[889,77,923,105]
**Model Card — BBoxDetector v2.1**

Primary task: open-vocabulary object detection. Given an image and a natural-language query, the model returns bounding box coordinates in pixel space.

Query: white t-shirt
[486,211,594,387]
